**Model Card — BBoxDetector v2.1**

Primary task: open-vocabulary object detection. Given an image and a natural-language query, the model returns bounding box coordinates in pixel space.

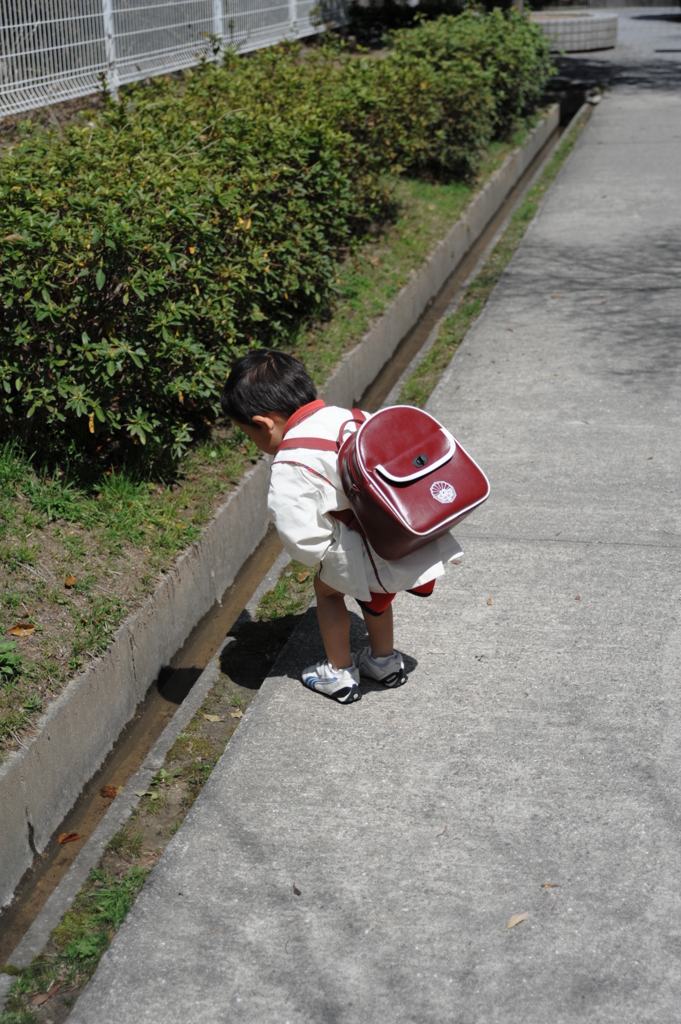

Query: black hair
[220,349,317,426]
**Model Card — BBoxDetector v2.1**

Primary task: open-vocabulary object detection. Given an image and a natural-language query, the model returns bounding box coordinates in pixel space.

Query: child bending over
[221,349,462,705]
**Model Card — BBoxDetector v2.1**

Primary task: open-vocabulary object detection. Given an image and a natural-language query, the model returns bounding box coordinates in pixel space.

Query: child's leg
[360,603,394,659]
[314,573,352,670]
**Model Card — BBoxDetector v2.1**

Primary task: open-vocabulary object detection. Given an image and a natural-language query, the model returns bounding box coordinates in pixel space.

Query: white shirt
[268,403,463,602]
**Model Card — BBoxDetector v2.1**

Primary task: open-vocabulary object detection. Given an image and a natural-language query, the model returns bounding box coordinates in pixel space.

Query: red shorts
[357,579,436,617]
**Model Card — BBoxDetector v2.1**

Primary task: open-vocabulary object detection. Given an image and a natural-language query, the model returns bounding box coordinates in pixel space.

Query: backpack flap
[375,428,455,484]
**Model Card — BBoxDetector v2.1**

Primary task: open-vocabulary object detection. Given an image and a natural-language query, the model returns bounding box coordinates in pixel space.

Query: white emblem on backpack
[430,480,456,504]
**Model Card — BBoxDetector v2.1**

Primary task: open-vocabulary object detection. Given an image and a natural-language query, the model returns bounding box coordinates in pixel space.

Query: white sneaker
[353,647,406,688]
[302,661,361,704]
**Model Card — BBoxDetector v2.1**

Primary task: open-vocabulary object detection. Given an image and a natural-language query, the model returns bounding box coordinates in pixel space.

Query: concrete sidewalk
[70,92,681,1023]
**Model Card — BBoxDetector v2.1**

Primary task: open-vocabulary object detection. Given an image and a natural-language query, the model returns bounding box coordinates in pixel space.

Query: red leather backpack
[277,405,489,562]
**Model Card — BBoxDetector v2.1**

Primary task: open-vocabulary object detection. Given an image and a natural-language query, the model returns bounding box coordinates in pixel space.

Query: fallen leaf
[189,246,196,254]
[58,831,84,845]
[550,294,565,299]
[293,884,301,896]
[135,790,151,798]
[541,883,560,889]
[100,785,119,800]
[201,713,222,723]
[486,596,493,606]
[575,595,581,601]
[31,994,51,1006]
[297,571,311,583]
[648,456,653,460]
[9,623,35,636]
[507,910,529,929]
[229,710,243,719]
[64,575,77,587]
[3,233,27,243]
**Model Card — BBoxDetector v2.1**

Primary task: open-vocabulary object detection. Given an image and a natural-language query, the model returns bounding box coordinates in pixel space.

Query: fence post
[289,0,296,37]
[102,0,119,99]
[213,0,223,59]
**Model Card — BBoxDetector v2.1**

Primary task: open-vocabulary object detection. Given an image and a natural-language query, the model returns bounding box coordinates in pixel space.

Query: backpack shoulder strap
[276,437,338,453]
[336,409,366,447]
[276,408,366,455]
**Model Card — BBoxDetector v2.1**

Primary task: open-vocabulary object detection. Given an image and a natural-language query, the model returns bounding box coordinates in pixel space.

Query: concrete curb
[321,105,559,408]
[382,103,589,408]
[0,551,293,1005]
[0,104,559,911]
[0,643,228,999]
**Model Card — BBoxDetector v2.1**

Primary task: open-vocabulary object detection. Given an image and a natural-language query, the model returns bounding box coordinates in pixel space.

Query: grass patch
[257,560,317,621]
[400,105,592,407]
[1,868,147,1023]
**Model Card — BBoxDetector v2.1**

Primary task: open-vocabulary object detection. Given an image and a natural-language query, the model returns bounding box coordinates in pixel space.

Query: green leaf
[96,268,106,291]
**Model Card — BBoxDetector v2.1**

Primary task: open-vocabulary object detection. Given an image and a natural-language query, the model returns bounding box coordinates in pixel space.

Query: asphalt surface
[70,27,681,1024]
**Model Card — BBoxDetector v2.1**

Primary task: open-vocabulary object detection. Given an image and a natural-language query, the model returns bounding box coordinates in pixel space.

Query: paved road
[558,7,681,87]
[70,77,681,1024]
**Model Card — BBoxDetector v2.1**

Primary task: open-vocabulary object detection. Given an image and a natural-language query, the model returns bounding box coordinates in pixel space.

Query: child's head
[221,349,317,455]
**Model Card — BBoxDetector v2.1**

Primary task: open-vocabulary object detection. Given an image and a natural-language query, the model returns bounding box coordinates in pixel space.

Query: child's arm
[268,465,336,567]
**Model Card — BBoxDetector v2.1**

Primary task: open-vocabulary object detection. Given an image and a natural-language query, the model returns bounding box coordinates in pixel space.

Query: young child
[221,349,463,705]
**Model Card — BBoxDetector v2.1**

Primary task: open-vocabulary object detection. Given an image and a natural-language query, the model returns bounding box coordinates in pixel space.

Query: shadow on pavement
[557,55,681,89]
[632,12,681,23]
[221,606,420,694]
[506,226,681,396]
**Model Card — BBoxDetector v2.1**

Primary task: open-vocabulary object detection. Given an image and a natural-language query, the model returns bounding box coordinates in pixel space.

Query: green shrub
[0,16,552,470]
[387,9,555,136]
[0,56,385,465]
[232,40,494,179]
[326,47,494,178]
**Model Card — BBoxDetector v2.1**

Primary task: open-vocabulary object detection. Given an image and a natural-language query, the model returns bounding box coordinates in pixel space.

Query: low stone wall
[0,105,559,910]
[531,12,618,51]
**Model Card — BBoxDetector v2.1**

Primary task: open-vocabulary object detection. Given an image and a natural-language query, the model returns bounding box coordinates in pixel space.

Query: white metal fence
[0,0,346,117]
